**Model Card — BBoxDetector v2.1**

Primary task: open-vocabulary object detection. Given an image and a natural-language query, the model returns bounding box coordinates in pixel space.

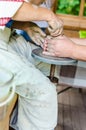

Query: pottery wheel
[32,48,77,65]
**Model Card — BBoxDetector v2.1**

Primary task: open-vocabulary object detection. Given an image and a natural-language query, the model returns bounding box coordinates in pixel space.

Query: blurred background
[56,0,86,38]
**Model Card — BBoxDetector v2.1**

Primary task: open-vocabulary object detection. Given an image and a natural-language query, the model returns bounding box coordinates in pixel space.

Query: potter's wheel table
[32,48,77,94]
[32,48,76,65]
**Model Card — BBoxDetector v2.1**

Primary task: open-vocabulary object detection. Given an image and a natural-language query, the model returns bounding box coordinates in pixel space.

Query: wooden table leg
[48,64,59,83]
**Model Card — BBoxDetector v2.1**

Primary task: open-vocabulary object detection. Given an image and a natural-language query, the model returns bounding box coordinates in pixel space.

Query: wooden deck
[55,85,86,130]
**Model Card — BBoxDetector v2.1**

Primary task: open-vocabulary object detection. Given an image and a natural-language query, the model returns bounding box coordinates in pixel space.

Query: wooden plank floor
[55,85,86,130]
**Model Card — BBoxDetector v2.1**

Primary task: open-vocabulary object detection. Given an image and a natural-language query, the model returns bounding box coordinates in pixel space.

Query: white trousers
[0,28,58,130]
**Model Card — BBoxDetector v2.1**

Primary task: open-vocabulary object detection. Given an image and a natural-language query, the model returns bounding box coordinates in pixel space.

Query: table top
[32,48,77,65]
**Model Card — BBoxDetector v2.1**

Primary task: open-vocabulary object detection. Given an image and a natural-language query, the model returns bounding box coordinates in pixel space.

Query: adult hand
[26,22,46,47]
[43,35,76,58]
[12,21,46,47]
[47,14,63,37]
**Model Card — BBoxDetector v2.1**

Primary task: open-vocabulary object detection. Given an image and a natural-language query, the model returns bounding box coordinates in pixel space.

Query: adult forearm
[12,2,54,22]
[71,38,86,46]
[72,44,86,61]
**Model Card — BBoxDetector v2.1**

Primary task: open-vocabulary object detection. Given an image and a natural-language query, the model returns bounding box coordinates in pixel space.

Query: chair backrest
[54,0,86,37]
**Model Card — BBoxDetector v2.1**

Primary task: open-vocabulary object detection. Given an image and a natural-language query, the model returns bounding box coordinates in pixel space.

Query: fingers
[48,18,63,37]
[42,51,55,56]
[31,34,45,47]
[36,38,44,47]
[31,27,46,47]
[37,28,46,37]
[48,25,63,37]
[50,26,63,37]
[33,26,46,37]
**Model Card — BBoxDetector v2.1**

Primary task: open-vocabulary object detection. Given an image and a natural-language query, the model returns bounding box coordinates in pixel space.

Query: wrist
[71,44,78,59]
[37,7,55,22]
[47,11,56,22]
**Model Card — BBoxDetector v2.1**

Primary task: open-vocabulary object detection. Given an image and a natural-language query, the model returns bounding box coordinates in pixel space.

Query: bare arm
[73,44,86,61]
[12,2,54,22]
[12,2,63,37]
[71,38,86,46]
[43,35,86,61]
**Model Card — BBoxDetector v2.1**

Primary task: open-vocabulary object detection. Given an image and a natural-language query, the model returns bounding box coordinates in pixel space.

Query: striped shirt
[0,0,28,29]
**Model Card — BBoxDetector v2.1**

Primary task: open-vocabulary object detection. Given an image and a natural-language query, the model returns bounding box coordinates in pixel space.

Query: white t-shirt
[0,0,28,29]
